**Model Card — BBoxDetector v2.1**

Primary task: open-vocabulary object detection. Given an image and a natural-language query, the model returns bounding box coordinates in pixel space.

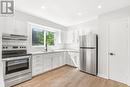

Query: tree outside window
[46,31,54,46]
[32,28,44,46]
[32,28,55,46]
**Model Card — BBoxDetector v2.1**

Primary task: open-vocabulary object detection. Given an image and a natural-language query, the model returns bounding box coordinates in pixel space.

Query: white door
[108,18,129,84]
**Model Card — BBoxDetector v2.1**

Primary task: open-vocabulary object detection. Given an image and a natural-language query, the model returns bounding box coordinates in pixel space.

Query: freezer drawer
[80,48,97,75]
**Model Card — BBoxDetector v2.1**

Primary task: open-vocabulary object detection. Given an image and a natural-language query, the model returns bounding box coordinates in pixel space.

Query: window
[46,31,55,46]
[32,26,55,46]
[32,28,45,46]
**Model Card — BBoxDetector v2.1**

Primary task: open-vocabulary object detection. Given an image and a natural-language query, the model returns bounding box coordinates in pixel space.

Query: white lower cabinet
[66,52,79,68]
[43,54,52,72]
[52,52,65,69]
[32,51,79,77]
[52,53,60,69]
[32,52,65,77]
[32,54,44,76]
[70,52,80,68]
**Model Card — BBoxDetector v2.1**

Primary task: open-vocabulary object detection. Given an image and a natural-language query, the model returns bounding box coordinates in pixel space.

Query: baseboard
[127,80,130,86]
[98,74,108,79]
[65,64,77,68]
[127,83,130,86]
[32,65,67,77]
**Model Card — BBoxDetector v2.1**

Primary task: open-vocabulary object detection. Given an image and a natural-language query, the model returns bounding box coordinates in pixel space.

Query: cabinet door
[59,52,66,66]
[66,52,79,67]
[70,52,80,68]
[43,54,52,72]
[52,53,60,69]
[66,52,73,66]
[4,17,15,34]
[52,52,65,69]
[62,52,66,65]
[66,31,73,43]
[15,20,27,35]
[32,54,43,76]
[3,17,27,35]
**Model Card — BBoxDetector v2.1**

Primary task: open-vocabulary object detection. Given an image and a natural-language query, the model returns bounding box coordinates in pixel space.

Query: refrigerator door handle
[80,47,96,49]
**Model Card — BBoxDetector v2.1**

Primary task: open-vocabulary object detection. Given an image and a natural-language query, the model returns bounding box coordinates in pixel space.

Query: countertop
[29,49,79,55]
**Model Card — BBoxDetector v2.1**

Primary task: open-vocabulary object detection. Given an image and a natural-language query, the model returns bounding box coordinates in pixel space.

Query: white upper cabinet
[62,30,80,44]
[3,17,15,34]
[66,30,74,43]
[15,20,27,35]
[3,17,27,35]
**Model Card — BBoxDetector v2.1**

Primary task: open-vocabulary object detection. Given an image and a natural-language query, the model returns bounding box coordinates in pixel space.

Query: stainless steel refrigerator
[79,33,98,75]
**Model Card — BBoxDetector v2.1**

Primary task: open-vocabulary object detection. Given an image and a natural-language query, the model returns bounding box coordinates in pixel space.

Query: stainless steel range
[2,45,32,87]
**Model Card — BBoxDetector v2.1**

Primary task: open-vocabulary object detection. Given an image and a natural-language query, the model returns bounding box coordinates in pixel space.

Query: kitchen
[0,0,130,87]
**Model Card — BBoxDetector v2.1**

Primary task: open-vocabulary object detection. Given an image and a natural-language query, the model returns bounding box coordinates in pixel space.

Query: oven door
[3,56,32,80]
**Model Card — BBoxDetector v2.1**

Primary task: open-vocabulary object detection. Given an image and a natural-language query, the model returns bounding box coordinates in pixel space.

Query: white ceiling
[15,0,130,26]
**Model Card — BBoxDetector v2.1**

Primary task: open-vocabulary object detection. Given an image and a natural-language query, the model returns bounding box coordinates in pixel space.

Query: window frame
[29,22,61,48]
[32,28,46,47]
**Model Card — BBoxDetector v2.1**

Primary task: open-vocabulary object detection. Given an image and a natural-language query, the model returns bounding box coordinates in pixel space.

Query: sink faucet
[45,35,48,52]
[45,43,47,52]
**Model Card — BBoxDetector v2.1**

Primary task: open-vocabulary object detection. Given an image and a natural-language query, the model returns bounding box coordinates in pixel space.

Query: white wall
[67,6,130,85]
[0,18,5,87]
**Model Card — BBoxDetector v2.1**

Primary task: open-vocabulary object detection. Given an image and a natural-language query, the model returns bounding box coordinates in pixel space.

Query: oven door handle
[2,56,31,61]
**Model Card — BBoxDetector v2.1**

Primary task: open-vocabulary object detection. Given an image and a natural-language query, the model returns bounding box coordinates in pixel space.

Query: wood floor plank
[13,66,129,87]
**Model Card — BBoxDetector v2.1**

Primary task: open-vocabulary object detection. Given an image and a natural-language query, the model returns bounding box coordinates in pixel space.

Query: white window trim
[28,22,61,48]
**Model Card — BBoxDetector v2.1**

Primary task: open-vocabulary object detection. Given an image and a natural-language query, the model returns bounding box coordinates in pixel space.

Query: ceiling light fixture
[77,12,82,16]
[41,6,46,9]
[98,5,102,9]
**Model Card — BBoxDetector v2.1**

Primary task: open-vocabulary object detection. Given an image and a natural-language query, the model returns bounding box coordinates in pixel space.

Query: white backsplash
[2,40,27,46]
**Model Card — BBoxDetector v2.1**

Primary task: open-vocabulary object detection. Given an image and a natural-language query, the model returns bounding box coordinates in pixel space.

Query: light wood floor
[14,66,128,87]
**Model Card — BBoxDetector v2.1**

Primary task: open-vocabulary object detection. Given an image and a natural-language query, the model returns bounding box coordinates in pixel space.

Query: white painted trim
[106,23,110,79]
[0,30,5,87]
[98,74,109,79]
[127,17,130,86]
